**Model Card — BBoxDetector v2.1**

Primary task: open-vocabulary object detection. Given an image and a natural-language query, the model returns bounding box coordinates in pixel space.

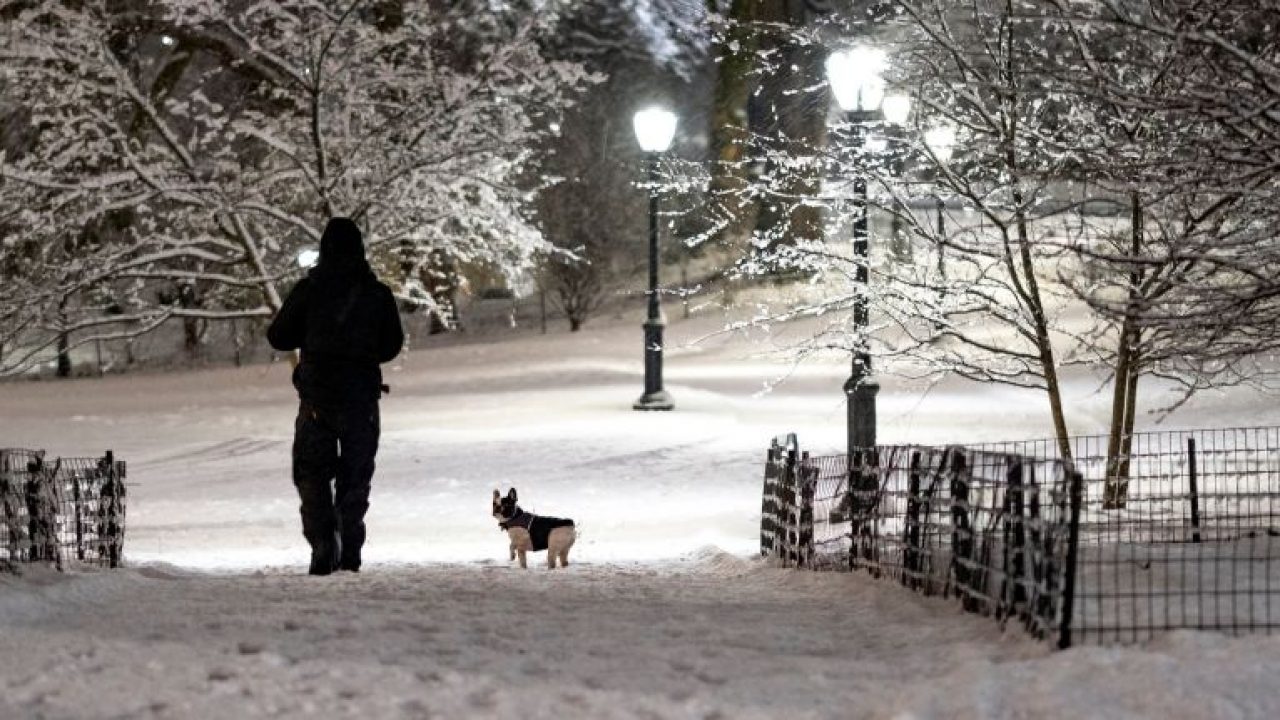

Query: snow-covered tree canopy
[679,0,1280,457]
[0,0,591,372]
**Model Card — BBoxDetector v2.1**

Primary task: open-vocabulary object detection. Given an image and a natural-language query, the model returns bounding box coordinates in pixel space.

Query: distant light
[633,107,677,153]
[549,122,561,135]
[925,124,958,163]
[161,35,175,47]
[297,248,319,268]
[881,94,912,125]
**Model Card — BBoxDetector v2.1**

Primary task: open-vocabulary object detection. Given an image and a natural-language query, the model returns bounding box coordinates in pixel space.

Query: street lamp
[632,107,677,411]
[924,124,957,278]
[827,46,911,453]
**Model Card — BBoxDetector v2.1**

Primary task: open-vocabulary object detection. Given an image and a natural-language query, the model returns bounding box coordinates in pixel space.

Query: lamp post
[827,47,910,454]
[924,124,957,279]
[632,107,677,411]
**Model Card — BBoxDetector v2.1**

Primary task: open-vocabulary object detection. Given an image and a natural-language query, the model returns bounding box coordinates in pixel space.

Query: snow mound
[680,545,760,576]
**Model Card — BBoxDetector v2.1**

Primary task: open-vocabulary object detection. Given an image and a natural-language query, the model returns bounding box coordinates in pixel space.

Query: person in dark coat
[268,217,404,575]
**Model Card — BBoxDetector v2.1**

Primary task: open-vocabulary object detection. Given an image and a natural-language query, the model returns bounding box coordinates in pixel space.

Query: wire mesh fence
[1068,427,1280,644]
[761,436,1082,646]
[0,448,127,570]
[761,426,1280,647]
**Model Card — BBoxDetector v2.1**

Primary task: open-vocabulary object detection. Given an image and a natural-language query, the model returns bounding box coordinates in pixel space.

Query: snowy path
[0,554,1013,718]
[3,556,1279,719]
[4,312,1280,717]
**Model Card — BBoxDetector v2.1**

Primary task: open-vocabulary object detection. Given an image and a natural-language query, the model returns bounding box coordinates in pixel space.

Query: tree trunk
[56,300,71,378]
[1104,193,1146,508]
[1013,196,1071,459]
[1007,173,1070,458]
[232,317,244,367]
[1118,345,1140,481]
[178,281,203,359]
[1103,321,1136,508]
[56,331,71,379]
[752,0,828,255]
[1000,5,1071,460]
[704,0,760,249]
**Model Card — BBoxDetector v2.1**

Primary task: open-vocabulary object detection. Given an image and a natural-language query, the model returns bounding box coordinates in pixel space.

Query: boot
[308,534,340,576]
[338,527,363,572]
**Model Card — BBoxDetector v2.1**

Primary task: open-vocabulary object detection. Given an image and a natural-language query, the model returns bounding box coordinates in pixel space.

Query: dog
[492,488,575,569]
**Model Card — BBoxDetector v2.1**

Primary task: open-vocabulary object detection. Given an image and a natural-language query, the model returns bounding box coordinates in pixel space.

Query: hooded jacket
[268,218,404,407]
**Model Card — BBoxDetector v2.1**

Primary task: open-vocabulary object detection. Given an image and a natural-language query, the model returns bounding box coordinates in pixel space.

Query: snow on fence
[762,426,1280,647]
[762,436,1082,647]
[0,448,127,570]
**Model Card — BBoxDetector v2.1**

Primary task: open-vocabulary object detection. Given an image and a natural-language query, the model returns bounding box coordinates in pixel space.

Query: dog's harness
[499,508,573,552]
[499,509,532,531]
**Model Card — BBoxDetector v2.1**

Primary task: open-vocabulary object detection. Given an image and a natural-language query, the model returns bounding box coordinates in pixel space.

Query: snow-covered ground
[2,308,1280,718]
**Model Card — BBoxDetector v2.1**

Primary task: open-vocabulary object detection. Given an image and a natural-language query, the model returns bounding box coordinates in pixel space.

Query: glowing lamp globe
[633,107,677,153]
[881,94,912,126]
[826,46,887,113]
[925,125,958,163]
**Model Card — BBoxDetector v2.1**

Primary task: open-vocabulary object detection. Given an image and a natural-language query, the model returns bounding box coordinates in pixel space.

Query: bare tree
[686,0,1280,470]
[1040,0,1280,503]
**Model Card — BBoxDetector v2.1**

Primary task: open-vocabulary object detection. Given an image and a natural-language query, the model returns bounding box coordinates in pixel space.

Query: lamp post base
[633,390,675,411]
[635,315,673,411]
[844,375,880,452]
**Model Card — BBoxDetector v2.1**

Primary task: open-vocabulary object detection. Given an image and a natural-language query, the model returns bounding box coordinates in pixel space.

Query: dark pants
[292,401,380,573]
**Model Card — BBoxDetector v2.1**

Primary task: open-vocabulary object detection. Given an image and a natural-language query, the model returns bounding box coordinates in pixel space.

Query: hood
[313,217,370,279]
[316,215,368,271]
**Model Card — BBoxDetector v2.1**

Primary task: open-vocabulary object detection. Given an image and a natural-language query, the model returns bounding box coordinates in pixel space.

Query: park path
[5,553,1278,720]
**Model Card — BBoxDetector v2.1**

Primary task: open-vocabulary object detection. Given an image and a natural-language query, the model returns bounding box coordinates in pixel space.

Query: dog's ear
[493,489,500,501]
[507,488,518,502]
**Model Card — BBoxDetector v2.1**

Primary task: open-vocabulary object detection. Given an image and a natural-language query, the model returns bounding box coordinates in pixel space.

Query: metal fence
[1069,427,1280,644]
[762,436,1083,646]
[761,426,1280,647]
[0,448,127,570]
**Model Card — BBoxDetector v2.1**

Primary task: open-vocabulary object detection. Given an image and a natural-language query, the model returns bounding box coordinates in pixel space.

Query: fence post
[798,452,814,569]
[848,450,865,571]
[0,451,19,563]
[762,434,799,562]
[1026,463,1054,631]
[1058,467,1085,650]
[1187,437,1202,543]
[847,448,883,573]
[903,450,923,589]
[1003,459,1028,616]
[761,441,781,558]
[102,450,126,568]
[24,455,61,569]
[781,442,800,567]
[73,474,85,561]
[949,449,974,608]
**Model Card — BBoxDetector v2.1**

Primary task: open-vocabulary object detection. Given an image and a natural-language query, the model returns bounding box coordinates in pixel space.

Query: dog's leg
[507,528,532,569]
[547,528,575,569]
